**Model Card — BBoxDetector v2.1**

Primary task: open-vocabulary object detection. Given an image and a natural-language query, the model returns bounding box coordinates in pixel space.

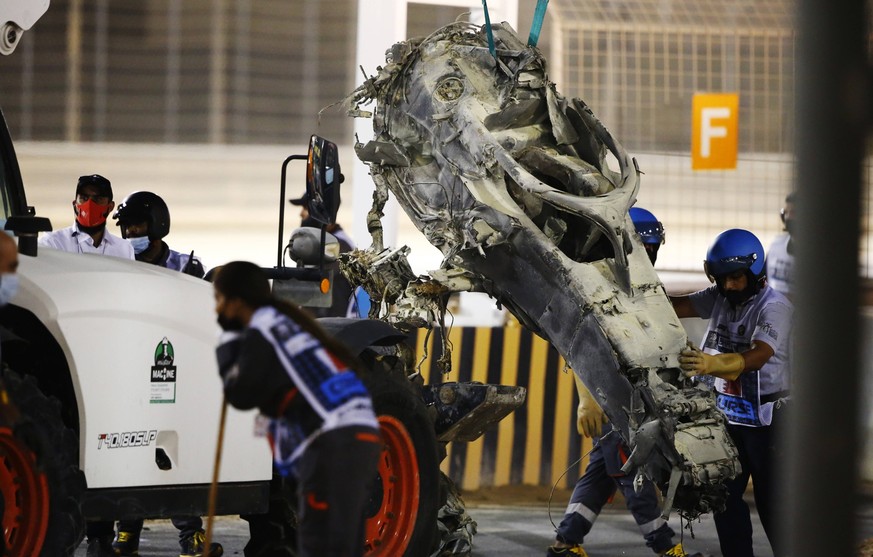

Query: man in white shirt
[36,174,133,556]
[766,192,794,296]
[38,174,134,259]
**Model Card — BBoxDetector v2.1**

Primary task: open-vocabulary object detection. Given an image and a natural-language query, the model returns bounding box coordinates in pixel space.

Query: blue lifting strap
[481,0,496,58]
[528,0,549,47]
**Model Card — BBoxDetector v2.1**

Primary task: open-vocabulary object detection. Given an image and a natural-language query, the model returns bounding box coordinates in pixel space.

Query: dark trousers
[295,425,381,557]
[714,422,781,557]
[242,473,298,557]
[556,430,675,554]
[86,521,114,540]
[117,516,203,540]
[88,516,203,543]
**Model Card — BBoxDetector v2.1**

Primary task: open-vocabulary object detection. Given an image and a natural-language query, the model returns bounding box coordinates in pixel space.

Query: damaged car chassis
[341,21,740,520]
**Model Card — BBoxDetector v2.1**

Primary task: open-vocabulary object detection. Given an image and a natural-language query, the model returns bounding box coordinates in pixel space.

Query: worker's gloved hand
[182,257,205,278]
[679,345,744,380]
[574,373,607,438]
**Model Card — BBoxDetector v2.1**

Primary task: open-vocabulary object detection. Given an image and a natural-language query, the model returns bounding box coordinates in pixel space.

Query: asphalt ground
[71,498,780,557]
[71,484,873,556]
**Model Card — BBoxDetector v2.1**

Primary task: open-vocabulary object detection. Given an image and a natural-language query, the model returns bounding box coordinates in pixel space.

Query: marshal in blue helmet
[669,227,792,556]
[703,228,766,306]
[629,207,665,265]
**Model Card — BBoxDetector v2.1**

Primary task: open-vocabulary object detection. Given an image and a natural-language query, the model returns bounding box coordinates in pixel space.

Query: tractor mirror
[305,135,342,226]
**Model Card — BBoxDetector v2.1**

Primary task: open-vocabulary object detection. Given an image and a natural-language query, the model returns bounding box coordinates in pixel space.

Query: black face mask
[644,244,659,265]
[717,273,760,307]
[784,219,795,235]
[723,288,755,307]
[217,314,244,331]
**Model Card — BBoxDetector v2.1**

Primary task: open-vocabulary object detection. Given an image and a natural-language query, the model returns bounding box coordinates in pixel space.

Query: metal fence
[0,0,870,273]
[0,0,358,144]
[548,0,872,274]
[0,0,547,145]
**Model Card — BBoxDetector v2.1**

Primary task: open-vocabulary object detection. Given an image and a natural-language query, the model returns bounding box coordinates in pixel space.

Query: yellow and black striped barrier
[413,321,596,491]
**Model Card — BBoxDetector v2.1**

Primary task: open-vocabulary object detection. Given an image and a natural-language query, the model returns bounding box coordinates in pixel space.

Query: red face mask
[76,199,109,227]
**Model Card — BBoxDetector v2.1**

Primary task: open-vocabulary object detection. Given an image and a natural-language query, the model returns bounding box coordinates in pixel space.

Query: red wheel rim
[0,426,49,556]
[364,415,420,556]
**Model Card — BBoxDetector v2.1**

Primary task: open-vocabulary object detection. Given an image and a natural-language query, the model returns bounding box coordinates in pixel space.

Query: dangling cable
[680,511,697,540]
[547,429,615,530]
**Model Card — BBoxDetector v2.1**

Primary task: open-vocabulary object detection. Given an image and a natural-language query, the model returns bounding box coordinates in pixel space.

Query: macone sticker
[150,337,177,404]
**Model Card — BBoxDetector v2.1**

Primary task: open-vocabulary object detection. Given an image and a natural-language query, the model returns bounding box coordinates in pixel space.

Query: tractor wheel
[0,368,85,556]
[363,370,439,557]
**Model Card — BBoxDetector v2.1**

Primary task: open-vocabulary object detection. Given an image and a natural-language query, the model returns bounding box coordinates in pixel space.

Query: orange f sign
[692,93,739,170]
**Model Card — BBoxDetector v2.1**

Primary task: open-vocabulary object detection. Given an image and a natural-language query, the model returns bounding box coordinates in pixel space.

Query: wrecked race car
[341,21,740,519]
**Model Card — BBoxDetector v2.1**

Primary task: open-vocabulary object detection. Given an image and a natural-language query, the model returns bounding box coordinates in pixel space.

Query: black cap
[289,192,309,206]
[77,174,113,200]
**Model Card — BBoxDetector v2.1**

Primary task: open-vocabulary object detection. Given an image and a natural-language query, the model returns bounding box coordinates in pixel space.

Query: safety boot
[111,529,140,555]
[179,529,224,557]
[546,544,589,556]
[660,542,707,557]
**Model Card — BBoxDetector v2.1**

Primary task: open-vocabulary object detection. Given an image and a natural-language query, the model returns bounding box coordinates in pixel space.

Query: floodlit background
[3,0,869,277]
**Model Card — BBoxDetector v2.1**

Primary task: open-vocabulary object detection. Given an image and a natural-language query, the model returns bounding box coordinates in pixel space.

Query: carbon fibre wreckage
[340,21,740,519]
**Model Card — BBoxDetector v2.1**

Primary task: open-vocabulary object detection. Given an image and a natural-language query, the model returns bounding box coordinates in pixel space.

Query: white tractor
[1,6,273,549]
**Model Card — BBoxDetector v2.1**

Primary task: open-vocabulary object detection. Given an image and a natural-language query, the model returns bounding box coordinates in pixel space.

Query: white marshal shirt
[39,223,134,259]
[766,233,793,295]
[689,285,793,426]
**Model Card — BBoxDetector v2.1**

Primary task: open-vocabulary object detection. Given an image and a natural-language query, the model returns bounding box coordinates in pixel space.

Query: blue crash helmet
[629,207,665,245]
[704,228,765,282]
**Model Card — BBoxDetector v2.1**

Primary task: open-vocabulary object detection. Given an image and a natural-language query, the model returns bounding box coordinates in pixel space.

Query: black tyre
[0,368,85,556]
[362,363,440,557]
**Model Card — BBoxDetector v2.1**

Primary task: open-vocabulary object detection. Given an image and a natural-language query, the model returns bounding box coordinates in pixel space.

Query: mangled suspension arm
[342,21,738,518]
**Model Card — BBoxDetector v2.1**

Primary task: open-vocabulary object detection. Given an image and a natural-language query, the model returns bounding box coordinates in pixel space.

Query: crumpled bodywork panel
[343,22,738,518]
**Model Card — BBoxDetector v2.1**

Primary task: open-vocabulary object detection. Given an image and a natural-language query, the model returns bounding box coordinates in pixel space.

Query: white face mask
[129,236,151,254]
[0,273,19,306]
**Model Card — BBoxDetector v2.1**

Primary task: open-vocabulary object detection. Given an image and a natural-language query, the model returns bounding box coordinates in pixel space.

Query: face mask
[76,199,109,228]
[217,314,245,332]
[0,273,19,306]
[723,289,753,306]
[784,219,794,235]
[717,275,759,307]
[644,244,659,265]
[129,236,151,254]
